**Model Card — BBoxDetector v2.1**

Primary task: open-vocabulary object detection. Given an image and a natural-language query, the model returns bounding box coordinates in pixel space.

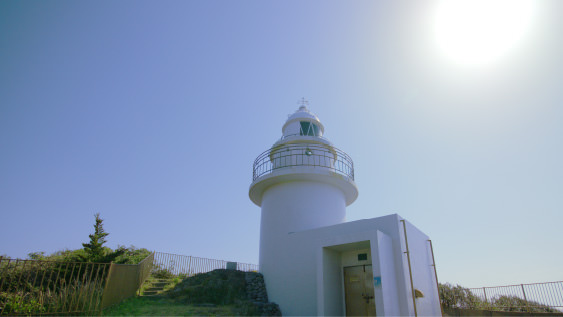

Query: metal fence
[471,282,563,313]
[0,257,110,315]
[252,143,355,182]
[100,252,154,309]
[152,252,259,277]
[442,281,563,313]
[0,252,257,315]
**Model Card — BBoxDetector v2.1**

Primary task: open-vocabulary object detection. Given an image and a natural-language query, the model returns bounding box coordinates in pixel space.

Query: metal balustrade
[152,252,259,277]
[252,143,355,182]
[442,281,563,313]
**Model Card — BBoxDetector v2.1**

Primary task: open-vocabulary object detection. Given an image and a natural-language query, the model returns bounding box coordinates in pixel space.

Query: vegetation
[77,213,129,263]
[105,269,280,316]
[439,283,559,313]
[25,213,151,265]
[101,296,238,316]
[0,213,152,315]
[150,265,178,279]
[167,269,247,305]
[0,260,106,315]
[439,283,485,310]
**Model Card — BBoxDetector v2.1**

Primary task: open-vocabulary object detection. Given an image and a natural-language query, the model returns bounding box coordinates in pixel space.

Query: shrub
[492,295,558,313]
[113,246,151,264]
[439,283,485,309]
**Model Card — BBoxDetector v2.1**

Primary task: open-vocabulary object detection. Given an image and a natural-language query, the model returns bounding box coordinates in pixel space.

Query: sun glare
[433,0,536,66]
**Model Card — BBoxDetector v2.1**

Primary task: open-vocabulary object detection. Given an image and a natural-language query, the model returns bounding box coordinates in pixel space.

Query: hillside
[103,269,281,316]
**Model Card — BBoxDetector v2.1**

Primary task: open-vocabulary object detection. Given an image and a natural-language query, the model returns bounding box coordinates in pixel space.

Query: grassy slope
[102,270,264,316]
[101,296,238,316]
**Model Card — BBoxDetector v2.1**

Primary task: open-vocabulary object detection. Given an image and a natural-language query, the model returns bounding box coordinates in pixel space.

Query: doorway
[344,265,376,316]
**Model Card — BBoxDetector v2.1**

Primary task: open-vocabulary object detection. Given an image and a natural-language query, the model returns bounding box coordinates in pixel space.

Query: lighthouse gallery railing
[252,143,354,181]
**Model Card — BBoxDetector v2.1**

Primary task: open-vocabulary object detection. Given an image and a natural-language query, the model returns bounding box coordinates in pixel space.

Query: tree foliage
[439,283,485,309]
[79,213,125,263]
[23,213,150,264]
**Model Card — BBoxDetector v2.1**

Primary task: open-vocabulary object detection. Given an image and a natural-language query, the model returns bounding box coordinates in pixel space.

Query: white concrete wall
[259,214,440,316]
[260,181,346,236]
[402,220,442,316]
[259,180,347,315]
[341,248,371,267]
[373,230,401,316]
[320,248,342,316]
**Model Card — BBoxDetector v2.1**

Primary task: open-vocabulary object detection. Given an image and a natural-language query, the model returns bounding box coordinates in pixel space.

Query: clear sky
[1,1,561,288]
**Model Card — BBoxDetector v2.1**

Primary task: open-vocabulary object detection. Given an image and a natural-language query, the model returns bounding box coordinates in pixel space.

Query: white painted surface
[373,230,401,316]
[250,107,440,316]
[258,181,347,294]
[403,220,442,316]
[261,215,441,316]
[249,168,358,207]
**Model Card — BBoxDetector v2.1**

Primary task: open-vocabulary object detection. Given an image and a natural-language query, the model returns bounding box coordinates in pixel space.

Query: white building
[249,105,442,316]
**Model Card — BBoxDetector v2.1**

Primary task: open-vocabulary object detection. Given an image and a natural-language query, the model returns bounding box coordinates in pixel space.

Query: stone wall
[245,272,281,316]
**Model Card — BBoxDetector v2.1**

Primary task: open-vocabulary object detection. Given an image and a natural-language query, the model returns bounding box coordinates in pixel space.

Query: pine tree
[82,213,109,262]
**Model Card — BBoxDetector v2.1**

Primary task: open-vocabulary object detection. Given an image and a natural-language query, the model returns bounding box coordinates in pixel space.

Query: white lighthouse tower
[250,104,358,304]
[249,103,441,316]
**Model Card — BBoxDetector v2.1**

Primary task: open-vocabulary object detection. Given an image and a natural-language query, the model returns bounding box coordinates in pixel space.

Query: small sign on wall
[374,276,382,287]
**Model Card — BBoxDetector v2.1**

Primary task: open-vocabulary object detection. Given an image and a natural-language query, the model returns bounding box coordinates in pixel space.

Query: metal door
[344,265,376,316]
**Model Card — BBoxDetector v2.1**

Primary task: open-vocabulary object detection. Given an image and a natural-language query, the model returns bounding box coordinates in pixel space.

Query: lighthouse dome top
[282,105,325,138]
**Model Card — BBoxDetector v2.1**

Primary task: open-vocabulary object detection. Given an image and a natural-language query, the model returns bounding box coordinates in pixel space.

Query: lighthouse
[249,103,442,316]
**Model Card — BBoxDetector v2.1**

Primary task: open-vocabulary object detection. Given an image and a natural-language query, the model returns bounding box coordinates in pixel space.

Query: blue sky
[1,1,562,288]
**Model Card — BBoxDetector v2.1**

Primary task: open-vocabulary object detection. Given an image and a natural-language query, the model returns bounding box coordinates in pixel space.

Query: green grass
[101,296,238,316]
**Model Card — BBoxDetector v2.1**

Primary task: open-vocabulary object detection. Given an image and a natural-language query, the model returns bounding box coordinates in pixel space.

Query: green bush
[113,246,152,264]
[151,265,176,279]
[0,292,45,315]
[492,295,558,313]
[168,269,246,305]
[439,283,485,309]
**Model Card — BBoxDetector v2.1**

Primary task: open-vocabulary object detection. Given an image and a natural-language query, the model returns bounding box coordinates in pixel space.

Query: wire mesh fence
[152,252,259,277]
[0,257,109,315]
[441,281,563,313]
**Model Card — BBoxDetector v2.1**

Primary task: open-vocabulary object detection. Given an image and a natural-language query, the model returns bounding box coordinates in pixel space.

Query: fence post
[521,284,529,313]
[483,287,488,309]
[100,262,116,310]
[187,256,192,276]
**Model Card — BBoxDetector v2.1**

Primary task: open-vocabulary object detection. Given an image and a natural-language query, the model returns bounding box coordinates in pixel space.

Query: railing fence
[0,257,110,315]
[152,252,259,277]
[471,282,563,313]
[252,143,355,182]
[442,281,563,313]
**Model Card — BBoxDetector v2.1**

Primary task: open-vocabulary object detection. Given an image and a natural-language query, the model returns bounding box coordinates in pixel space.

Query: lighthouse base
[259,214,442,316]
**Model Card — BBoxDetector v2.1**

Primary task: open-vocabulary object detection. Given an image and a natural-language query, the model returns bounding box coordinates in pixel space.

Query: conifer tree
[82,213,109,262]
[80,213,126,263]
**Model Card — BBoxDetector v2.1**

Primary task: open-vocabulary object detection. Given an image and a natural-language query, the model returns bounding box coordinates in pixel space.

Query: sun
[433,0,536,66]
